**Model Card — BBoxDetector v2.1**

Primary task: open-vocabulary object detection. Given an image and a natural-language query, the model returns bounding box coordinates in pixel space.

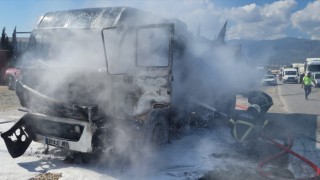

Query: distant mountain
[228,37,320,66]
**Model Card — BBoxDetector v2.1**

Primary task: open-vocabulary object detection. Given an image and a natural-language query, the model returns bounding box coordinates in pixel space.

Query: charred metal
[1,7,272,159]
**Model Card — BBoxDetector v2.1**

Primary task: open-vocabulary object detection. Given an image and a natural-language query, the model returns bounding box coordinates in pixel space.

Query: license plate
[45,137,70,149]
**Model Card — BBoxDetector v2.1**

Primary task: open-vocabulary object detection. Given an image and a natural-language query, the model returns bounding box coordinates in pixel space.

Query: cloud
[53,0,299,40]
[229,4,262,23]
[291,1,320,40]
[145,0,298,40]
[226,0,297,40]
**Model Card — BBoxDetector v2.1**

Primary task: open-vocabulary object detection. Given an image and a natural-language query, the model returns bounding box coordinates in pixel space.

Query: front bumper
[262,80,276,85]
[283,77,298,82]
[1,113,94,158]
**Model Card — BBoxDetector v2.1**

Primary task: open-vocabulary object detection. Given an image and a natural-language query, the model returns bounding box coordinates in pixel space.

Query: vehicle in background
[281,68,298,83]
[1,30,30,87]
[262,74,277,86]
[305,58,320,74]
[296,58,320,84]
[313,72,320,87]
[3,67,20,90]
[0,50,10,83]
[292,63,304,83]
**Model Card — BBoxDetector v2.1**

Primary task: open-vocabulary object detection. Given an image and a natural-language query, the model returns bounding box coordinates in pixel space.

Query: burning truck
[1,7,271,159]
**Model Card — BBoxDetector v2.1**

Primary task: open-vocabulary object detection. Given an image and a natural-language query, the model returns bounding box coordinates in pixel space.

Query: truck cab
[1,7,176,158]
[1,7,240,158]
[306,58,320,73]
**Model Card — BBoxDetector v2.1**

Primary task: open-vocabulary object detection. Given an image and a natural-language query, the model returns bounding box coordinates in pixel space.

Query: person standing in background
[299,73,305,84]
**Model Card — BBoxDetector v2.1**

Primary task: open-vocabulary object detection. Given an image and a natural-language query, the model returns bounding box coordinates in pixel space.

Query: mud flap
[1,118,33,158]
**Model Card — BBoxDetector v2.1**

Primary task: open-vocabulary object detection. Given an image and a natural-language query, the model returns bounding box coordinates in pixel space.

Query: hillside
[228,37,320,66]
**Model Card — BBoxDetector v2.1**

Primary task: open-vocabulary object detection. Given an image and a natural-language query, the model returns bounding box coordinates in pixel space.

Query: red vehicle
[3,67,20,90]
[0,49,10,83]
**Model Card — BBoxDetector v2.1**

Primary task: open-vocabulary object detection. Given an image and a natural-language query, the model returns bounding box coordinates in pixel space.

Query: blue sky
[0,0,319,40]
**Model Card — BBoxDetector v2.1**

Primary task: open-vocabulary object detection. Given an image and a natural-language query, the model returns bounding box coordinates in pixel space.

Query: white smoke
[16,3,268,179]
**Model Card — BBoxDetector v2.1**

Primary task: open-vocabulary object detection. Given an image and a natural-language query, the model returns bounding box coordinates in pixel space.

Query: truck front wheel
[143,109,169,149]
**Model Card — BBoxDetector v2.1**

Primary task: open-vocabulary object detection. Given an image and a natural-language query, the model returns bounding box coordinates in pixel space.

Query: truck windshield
[315,74,320,79]
[308,65,320,72]
[102,25,171,74]
[22,28,106,68]
[285,71,296,75]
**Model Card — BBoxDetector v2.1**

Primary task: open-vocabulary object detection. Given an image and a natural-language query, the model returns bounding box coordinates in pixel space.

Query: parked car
[313,72,320,87]
[3,67,20,90]
[262,74,277,86]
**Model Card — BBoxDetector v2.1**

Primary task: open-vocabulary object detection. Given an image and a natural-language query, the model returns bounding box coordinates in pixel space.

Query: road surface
[1,84,320,179]
[268,81,320,178]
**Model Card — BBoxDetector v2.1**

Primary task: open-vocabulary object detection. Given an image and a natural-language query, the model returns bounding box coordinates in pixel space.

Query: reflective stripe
[248,104,261,114]
[231,118,269,143]
[233,120,255,142]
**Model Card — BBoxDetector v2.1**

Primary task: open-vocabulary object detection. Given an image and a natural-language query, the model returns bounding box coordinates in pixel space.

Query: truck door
[134,24,174,116]
[102,24,174,119]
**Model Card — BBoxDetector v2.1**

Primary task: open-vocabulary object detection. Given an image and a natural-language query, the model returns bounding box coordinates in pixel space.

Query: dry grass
[30,173,62,180]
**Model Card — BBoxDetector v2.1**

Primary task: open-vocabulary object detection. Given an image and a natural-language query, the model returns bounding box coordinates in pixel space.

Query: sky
[0,0,319,40]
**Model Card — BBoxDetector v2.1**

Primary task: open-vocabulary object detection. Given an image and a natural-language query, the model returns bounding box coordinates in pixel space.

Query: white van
[282,68,298,83]
[313,72,320,87]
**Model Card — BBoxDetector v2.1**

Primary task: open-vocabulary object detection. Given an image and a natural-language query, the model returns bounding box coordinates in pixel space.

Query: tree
[0,27,14,58]
[12,26,17,52]
[0,27,6,49]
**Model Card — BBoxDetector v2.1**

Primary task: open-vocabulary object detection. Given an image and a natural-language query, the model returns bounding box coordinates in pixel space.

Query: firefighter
[302,72,316,100]
[229,91,273,151]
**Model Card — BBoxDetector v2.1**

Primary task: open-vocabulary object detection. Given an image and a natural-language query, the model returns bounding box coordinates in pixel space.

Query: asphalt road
[1,84,320,179]
[267,81,320,178]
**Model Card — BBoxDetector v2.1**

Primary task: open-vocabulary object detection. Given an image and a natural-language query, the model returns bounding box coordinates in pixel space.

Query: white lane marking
[316,117,320,149]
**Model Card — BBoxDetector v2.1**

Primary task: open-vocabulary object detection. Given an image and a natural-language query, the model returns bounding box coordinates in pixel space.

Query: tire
[8,76,15,90]
[143,109,169,149]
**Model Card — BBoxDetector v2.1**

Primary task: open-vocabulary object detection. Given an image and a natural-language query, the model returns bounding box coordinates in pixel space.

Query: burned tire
[143,109,169,149]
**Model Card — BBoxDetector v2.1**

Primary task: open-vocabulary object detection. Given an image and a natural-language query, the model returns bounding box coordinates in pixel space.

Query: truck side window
[137,27,170,67]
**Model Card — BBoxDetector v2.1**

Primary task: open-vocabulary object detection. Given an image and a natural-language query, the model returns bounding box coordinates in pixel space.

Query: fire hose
[257,131,320,180]
[235,103,320,179]
[194,99,320,179]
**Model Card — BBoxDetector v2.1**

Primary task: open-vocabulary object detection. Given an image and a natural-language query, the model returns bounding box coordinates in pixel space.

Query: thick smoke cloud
[17,4,266,179]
